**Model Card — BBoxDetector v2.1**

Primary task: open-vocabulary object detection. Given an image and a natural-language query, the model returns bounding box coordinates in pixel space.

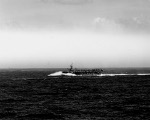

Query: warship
[48,64,103,76]
[63,64,103,76]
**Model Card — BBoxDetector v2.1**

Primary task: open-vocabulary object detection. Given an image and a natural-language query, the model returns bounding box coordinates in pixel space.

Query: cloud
[92,16,150,34]
[133,17,142,24]
[40,0,93,5]
[92,17,123,33]
[0,20,23,31]
[118,16,150,33]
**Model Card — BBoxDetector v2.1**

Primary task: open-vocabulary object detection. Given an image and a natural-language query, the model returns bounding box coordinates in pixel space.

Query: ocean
[0,68,150,119]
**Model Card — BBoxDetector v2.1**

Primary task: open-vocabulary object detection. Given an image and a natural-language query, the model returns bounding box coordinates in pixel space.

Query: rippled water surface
[0,69,150,119]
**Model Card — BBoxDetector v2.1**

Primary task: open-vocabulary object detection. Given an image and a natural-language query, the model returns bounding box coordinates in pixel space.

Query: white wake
[48,71,150,77]
[98,73,150,76]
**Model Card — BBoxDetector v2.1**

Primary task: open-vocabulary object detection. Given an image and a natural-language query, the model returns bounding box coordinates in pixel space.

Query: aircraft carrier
[64,64,103,76]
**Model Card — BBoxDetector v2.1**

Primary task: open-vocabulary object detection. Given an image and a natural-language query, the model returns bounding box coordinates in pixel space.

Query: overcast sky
[0,0,150,68]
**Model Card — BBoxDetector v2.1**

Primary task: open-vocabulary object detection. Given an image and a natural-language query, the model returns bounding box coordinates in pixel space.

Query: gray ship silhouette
[63,64,103,76]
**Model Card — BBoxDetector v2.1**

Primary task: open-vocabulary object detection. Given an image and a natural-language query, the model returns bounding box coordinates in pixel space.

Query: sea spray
[48,71,76,76]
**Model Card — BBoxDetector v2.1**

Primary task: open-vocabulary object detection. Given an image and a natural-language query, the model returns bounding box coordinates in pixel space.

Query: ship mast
[68,63,73,72]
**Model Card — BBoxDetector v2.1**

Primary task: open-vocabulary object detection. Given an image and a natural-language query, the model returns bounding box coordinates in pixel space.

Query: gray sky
[0,0,150,68]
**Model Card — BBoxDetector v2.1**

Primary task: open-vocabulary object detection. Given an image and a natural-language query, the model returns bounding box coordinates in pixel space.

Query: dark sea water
[0,68,150,119]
